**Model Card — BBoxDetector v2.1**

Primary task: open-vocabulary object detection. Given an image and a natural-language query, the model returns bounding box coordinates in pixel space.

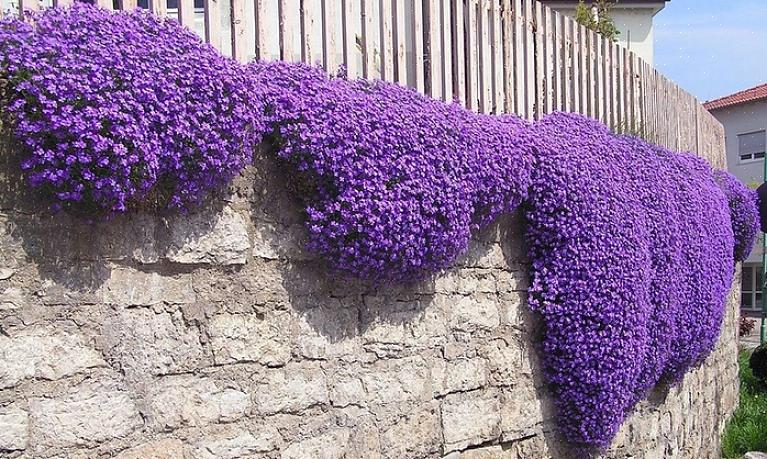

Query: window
[738,130,766,162]
[741,264,763,311]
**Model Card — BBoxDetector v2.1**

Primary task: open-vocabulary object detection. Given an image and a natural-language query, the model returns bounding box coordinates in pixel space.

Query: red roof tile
[704,83,767,111]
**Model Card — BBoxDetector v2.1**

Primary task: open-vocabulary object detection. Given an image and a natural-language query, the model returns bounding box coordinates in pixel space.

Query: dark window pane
[757,293,764,309]
[742,293,754,308]
[742,266,754,292]
[741,154,753,161]
[739,130,766,156]
[756,152,766,159]
[758,266,764,291]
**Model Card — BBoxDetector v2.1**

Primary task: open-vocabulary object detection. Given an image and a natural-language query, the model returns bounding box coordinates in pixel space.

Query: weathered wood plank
[394,0,408,84]
[204,0,221,51]
[230,0,247,62]
[412,0,426,93]
[453,0,467,105]
[380,0,395,81]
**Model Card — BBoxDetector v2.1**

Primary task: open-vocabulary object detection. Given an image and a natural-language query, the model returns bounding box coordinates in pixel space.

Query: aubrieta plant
[713,169,760,262]
[0,5,759,451]
[525,113,737,447]
[0,5,265,214]
[249,61,536,282]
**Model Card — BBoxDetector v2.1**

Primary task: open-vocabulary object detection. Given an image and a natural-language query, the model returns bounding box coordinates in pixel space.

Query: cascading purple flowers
[524,113,736,447]
[0,6,760,451]
[714,170,760,262]
[0,5,265,213]
[249,61,535,282]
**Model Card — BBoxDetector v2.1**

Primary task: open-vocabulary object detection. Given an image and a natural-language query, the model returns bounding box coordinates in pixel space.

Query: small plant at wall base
[575,0,620,42]
[722,350,767,458]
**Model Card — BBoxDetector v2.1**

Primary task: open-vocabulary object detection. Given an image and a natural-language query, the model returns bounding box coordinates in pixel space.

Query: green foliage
[722,350,767,458]
[575,0,620,42]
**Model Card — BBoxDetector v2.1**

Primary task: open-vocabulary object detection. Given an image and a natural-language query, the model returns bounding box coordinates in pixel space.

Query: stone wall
[0,145,740,459]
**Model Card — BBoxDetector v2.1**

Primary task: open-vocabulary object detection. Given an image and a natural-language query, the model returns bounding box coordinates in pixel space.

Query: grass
[722,349,767,458]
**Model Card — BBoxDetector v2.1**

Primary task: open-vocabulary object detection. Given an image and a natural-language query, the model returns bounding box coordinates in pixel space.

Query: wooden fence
[8,0,725,167]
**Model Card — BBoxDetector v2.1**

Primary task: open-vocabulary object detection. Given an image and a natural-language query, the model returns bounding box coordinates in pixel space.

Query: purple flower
[0,4,267,214]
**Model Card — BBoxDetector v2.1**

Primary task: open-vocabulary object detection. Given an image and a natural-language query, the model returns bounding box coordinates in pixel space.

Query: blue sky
[654,0,767,102]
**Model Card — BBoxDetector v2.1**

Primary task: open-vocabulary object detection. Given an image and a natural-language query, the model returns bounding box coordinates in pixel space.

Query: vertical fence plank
[380,0,395,81]
[500,0,512,113]
[412,0,426,94]
[300,0,322,65]
[323,0,343,73]
[424,0,442,99]
[122,0,137,9]
[442,0,454,101]
[342,0,361,78]
[561,15,571,112]
[523,0,534,119]
[512,0,524,116]
[150,0,166,17]
[394,0,408,84]
[280,0,301,62]
[467,0,479,111]
[55,0,73,7]
[19,0,40,12]
[178,0,194,29]
[96,0,113,10]
[204,0,222,51]
[361,0,377,79]
[616,45,625,129]
[453,0,467,106]
[230,0,247,62]
[478,0,491,112]
[551,10,562,112]
[542,6,554,115]
[532,1,543,119]
[490,0,506,113]
[577,25,587,116]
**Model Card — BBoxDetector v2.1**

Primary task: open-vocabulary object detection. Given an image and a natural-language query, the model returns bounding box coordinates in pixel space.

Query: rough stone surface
[166,206,251,265]
[0,154,741,458]
[0,405,29,451]
[114,439,185,459]
[28,377,142,450]
[0,327,105,389]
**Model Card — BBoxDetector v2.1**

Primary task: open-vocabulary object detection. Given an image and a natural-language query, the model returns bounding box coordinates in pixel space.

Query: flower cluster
[714,170,759,262]
[0,5,265,213]
[524,112,737,447]
[249,61,535,282]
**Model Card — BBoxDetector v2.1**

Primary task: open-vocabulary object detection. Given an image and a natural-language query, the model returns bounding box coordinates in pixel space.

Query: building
[538,0,669,65]
[705,83,767,316]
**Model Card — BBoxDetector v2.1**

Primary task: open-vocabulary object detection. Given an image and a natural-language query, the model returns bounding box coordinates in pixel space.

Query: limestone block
[254,365,329,415]
[101,308,204,378]
[208,311,292,366]
[0,327,105,389]
[28,378,142,449]
[281,428,350,459]
[438,293,500,333]
[99,268,195,306]
[147,376,251,429]
[360,357,432,405]
[380,403,441,458]
[191,427,280,459]
[166,207,251,266]
[431,358,488,396]
[0,406,28,451]
[0,286,24,310]
[500,386,545,441]
[114,439,185,459]
[441,391,501,452]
